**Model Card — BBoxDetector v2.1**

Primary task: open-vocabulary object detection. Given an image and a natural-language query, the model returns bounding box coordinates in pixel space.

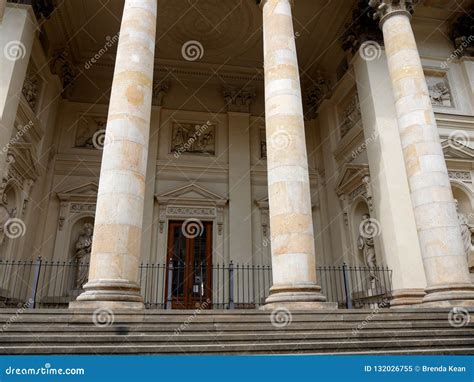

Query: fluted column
[260,0,332,309]
[370,0,474,307]
[71,0,157,310]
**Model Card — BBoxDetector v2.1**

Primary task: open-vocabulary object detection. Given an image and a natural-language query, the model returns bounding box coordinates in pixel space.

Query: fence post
[342,262,353,309]
[29,256,42,309]
[166,259,173,310]
[228,261,234,310]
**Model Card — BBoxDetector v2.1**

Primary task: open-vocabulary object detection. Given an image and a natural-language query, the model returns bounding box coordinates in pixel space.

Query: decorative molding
[450,7,474,58]
[222,86,256,113]
[255,196,269,238]
[441,140,474,160]
[341,0,383,54]
[56,182,98,231]
[425,70,453,108]
[152,81,170,106]
[340,92,362,139]
[50,48,76,98]
[369,0,416,26]
[303,74,331,120]
[156,184,228,236]
[448,171,472,183]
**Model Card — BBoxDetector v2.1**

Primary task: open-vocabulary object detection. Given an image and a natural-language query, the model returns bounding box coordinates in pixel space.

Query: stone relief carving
[22,68,41,112]
[449,171,472,182]
[74,116,107,149]
[223,86,256,113]
[425,72,453,107]
[171,122,215,156]
[74,223,93,288]
[340,93,362,138]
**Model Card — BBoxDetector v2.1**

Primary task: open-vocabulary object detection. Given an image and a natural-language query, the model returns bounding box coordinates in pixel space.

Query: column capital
[258,0,294,10]
[223,86,256,113]
[369,0,416,27]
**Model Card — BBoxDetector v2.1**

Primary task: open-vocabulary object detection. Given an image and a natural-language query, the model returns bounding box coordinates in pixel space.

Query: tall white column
[0,4,37,178]
[260,0,333,309]
[354,53,427,307]
[370,0,474,307]
[71,0,157,310]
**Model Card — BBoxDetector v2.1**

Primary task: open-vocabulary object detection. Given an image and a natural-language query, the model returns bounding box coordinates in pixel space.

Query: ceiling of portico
[39,0,471,104]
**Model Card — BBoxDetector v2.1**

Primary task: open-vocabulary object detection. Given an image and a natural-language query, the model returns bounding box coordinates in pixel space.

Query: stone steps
[0,308,471,355]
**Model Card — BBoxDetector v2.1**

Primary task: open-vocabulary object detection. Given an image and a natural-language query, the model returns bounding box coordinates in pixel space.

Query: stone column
[71,0,157,310]
[260,0,332,309]
[0,0,6,22]
[0,4,37,181]
[370,0,474,307]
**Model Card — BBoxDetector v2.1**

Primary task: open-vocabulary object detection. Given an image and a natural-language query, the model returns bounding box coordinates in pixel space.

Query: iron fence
[0,258,392,309]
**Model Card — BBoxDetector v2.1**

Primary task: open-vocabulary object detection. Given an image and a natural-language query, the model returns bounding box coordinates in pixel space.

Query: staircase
[0,308,472,355]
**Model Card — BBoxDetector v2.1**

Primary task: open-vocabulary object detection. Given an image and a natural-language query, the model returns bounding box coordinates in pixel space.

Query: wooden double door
[166,220,213,309]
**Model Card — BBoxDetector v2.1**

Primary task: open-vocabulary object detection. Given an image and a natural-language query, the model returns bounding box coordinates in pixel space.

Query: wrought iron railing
[0,258,392,309]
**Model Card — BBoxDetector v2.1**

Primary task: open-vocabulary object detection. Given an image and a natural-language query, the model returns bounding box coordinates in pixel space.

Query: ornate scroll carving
[303,74,331,120]
[369,0,416,25]
[222,86,256,113]
[153,81,170,106]
[51,48,76,98]
[340,93,362,138]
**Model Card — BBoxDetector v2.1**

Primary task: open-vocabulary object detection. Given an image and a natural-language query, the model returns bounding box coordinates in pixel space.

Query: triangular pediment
[335,163,369,196]
[10,142,39,180]
[57,182,98,201]
[441,139,474,160]
[156,184,227,206]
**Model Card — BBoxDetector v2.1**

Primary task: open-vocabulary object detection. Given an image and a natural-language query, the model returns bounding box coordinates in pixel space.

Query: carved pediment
[156,184,227,207]
[441,140,474,160]
[57,182,98,202]
[335,163,370,196]
[9,142,40,182]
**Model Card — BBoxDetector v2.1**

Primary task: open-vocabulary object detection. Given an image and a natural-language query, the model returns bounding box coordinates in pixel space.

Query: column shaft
[72,0,157,310]
[378,6,474,306]
[261,0,331,309]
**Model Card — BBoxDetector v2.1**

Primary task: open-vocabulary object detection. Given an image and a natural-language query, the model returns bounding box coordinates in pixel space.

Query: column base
[262,284,337,310]
[389,288,425,308]
[422,283,474,308]
[69,279,145,311]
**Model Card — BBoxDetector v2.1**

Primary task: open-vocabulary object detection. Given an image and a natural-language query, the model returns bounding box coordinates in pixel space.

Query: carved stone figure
[428,81,452,107]
[455,200,474,272]
[358,214,377,288]
[74,223,93,288]
[171,122,215,155]
[22,74,40,111]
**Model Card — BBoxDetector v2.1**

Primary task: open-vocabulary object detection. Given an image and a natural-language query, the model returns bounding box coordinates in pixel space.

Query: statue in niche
[357,214,377,289]
[74,223,93,288]
[455,200,474,272]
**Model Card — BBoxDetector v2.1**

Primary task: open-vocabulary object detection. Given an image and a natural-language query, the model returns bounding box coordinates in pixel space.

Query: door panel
[166,221,213,309]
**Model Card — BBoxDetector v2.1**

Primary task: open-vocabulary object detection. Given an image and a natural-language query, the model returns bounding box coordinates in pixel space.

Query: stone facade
[0,0,473,310]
